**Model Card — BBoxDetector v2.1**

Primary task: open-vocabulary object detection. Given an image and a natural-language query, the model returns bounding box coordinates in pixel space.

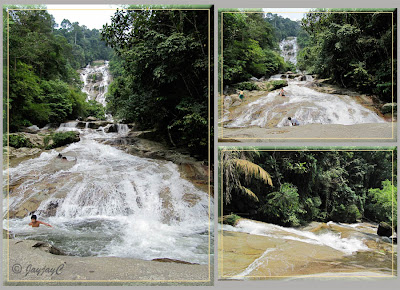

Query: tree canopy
[221,149,397,227]
[220,10,294,86]
[101,7,211,158]
[4,6,109,132]
[297,9,397,102]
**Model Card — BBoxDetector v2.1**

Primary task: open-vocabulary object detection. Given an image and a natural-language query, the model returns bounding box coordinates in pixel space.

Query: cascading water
[4,60,212,265]
[225,78,385,128]
[4,130,211,263]
[279,37,298,66]
[223,36,386,130]
[221,219,394,278]
[223,220,369,255]
[80,61,110,107]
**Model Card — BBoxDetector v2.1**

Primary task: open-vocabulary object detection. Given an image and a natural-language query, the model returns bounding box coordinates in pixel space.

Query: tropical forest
[220,9,396,140]
[3,5,212,283]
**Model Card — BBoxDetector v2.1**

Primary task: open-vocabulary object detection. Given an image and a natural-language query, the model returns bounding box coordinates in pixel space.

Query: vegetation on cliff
[220,148,397,228]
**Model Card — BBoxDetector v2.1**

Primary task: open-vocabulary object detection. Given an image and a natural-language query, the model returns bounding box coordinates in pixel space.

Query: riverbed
[219,219,396,280]
[3,61,213,283]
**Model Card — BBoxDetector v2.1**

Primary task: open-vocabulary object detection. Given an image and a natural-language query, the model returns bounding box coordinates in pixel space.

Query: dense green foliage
[297,9,397,102]
[266,80,287,91]
[222,214,241,226]
[221,11,292,86]
[265,13,301,41]
[101,8,210,158]
[44,131,79,149]
[4,134,33,148]
[235,82,259,91]
[55,19,113,69]
[221,149,397,227]
[4,6,108,132]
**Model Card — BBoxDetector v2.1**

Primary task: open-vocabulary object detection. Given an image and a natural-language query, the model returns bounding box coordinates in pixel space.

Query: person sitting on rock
[29,215,52,228]
[279,88,286,97]
[239,90,244,100]
[288,117,300,126]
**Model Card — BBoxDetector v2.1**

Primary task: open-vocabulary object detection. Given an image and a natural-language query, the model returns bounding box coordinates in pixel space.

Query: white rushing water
[80,61,110,107]
[4,125,211,264]
[4,60,212,264]
[225,79,385,128]
[279,37,298,66]
[222,220,369,255]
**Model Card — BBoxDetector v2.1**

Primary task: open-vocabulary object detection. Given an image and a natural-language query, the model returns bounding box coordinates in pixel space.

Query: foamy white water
[80,61,110,107]
[4,125,212,264]
[280,37,298,65]
[226,82,385,128]
[223,220,369,255]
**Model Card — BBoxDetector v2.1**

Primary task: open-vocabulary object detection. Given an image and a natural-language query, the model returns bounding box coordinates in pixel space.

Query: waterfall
[80,61,110,107]
[279,37,298,66]
[225,82,385,128]
[4,135,212,263]
[4,59,211,263]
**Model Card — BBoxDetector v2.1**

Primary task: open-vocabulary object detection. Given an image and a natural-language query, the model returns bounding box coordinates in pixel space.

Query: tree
[101,8,210,157]
[297,9,396,101]
[221,149,273,205]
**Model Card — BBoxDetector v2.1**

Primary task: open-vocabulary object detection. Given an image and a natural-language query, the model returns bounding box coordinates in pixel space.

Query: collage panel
[3,4,213,286]
[218,147,397,280]
[218,8,397,142]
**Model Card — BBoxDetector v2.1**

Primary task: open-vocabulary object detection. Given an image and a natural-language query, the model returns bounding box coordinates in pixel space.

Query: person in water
[279,88,286,97]
[29,215,52,228]
[288,117,300,126]
[239,90,244,100]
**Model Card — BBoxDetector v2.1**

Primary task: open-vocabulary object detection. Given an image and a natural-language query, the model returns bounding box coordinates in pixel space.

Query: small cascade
[116,124,129,135]
[221,219,393,278]
[57,121,79,132]
[227,220,369,255]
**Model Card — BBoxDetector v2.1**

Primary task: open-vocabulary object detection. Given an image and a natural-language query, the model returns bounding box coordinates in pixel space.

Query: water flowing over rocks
[279,37,298,65]
[220,219,396,279]
[4,59,212,269]
[80,61,110,107]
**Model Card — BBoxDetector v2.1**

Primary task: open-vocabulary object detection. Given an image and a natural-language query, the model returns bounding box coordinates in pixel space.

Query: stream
[223,37,386,129]
[220,219,396,279]
[3,61,212,265]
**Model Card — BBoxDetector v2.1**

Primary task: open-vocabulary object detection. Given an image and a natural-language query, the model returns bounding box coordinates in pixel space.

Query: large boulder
[86,116,98,122]
[87,121,111,129]
[24,125,40,133]
[377,222,392,237]
[104,124,118,133]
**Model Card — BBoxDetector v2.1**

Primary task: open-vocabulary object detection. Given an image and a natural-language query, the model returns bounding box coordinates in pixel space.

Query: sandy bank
[3,239,211,286]
[219,122,396,142]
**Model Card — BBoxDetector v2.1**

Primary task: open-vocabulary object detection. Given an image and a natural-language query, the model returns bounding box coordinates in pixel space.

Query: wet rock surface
[5,239,210,284]
[377,222,393,237]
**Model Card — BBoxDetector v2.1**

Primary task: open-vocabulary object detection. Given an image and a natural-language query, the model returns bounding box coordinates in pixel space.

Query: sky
[46,6,310,29]
[46,4,122,29]
[262,8,311,21]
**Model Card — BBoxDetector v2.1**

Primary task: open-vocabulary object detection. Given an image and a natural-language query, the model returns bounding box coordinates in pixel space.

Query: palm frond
[232,159,273,187]
[238,185,259,202]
